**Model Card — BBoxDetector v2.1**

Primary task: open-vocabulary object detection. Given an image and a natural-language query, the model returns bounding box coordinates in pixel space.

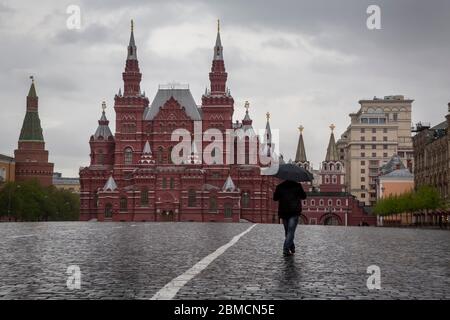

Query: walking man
[273,180,307,256]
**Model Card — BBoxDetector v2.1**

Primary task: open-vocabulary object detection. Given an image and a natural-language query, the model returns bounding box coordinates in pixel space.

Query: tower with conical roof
[295,125,310,170]
[201,20,234,133]
[89,101,115,167]
[114,20,149,173]
[14,77,54,186]
[320,124,345,192]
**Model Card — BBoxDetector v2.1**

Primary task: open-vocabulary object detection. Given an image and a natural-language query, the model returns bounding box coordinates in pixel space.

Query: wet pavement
[0,222,449,299]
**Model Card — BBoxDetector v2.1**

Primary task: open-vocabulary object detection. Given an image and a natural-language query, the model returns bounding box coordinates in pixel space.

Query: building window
[104,203,113,217]
[372,136,376,141]
[372,153,376,157]
[393,113,398,121]
[383,153,388,157]
[360,128,365,133]
[372,145,376,149]
[328,199,333,206]
[97,150,104,164]
[383,136,387,142]
[162,177,167,189]
[336,200,341,206]
[208,197,217,212]
[311,199,315,206]
[361,177,365,182]
[224,203,233,218]
[93,194,98,208]
[157,146,164,164]
[319,199,324,206]
[361,136,365,141]
[120,197,128,211]
[242,192,250,208]
[188,189,196,207]
[170,177,175,189]
[140,187,148,206]
[361,152,365,157]
[325,175,330,184]
[361,160,365,165]
[361,193,366,198]
[332,175,337,184]
[168,146,173,164]
[383,145,388,150]
[372,128,376,133]
[361,145,365,149]
[361,185,366,190]
[124,147,133,165]
[383,128,388,133]
[361,169,365,174]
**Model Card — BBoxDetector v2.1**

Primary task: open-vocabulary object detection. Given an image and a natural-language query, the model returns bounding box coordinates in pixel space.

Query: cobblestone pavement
[0,222,449,299]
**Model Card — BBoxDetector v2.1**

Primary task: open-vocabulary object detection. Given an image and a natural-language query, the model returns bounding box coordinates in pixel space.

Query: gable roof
[143,87,201,121]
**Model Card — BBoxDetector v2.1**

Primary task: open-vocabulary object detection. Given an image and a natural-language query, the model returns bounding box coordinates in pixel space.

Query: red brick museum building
[79,22,375,226]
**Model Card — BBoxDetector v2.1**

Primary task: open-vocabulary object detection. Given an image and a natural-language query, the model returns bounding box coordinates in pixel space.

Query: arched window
[332,175,337,184]
[336,199,341,206]
[120,197,128,211]
[168,146,173,164]
[124,147,133,165]
[104,203,112,217]
[140,187,148,206]
[311,199,315,206]
[157,146,164,164]
[97,150,104,165]
[328,199,333,206]
[336,164,341,171]
[319,199,324,206]
[325,175,330,184]
[209,197,217,212]
[224,203,233,218]
[170,177,175,189]
[93,194,98,208]
[330,164,334,171]
[188,189,196,207]
[242,192,250,208]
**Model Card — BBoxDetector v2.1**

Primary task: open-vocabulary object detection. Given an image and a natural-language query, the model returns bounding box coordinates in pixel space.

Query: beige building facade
[337,95,414,206]
[0,154,15,184]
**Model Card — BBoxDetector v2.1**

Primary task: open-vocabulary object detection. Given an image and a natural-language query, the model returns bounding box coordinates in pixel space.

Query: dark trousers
[282,215,299,252]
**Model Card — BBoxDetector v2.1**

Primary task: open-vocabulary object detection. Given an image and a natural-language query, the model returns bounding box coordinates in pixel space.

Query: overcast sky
[1,0,450,177]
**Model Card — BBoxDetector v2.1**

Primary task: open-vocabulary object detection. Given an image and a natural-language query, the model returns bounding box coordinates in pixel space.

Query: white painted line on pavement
[9,234,36,239]
[151,224,257,300]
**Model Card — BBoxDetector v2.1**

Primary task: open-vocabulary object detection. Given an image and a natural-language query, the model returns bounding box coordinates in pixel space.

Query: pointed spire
[103,175,117,191]
[295,125,307,163]
[94,101,113,140]
[127,19,137,60]
[264,112,272,144]
[208,20,227,94]
[19,77,43,141]
[242,101,252,127]
[214,19,223,60]
[142,140,152,155]
[222,175,236,192]
[28,76,37,98]
[325,124,339,162]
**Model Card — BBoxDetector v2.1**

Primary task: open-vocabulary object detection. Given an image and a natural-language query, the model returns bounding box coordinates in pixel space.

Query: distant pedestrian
[273,180,307,256]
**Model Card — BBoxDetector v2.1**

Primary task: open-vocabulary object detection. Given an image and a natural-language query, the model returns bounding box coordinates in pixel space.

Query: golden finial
[131,19,134,32]
[30,75,34,83]
[244,100,249,111]
[102,101,106,111]
[266,112,270,120]
[217,19,220,33]
[298,125,304,133]
[330,123,335,132]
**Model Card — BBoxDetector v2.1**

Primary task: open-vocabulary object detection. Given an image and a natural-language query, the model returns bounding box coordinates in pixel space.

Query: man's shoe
[283,250,294,257]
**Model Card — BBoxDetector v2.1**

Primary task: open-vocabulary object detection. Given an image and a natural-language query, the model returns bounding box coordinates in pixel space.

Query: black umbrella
[272,163,313,182]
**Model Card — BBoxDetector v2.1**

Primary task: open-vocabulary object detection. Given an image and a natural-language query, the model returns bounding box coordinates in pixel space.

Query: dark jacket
[273,180,307,218]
